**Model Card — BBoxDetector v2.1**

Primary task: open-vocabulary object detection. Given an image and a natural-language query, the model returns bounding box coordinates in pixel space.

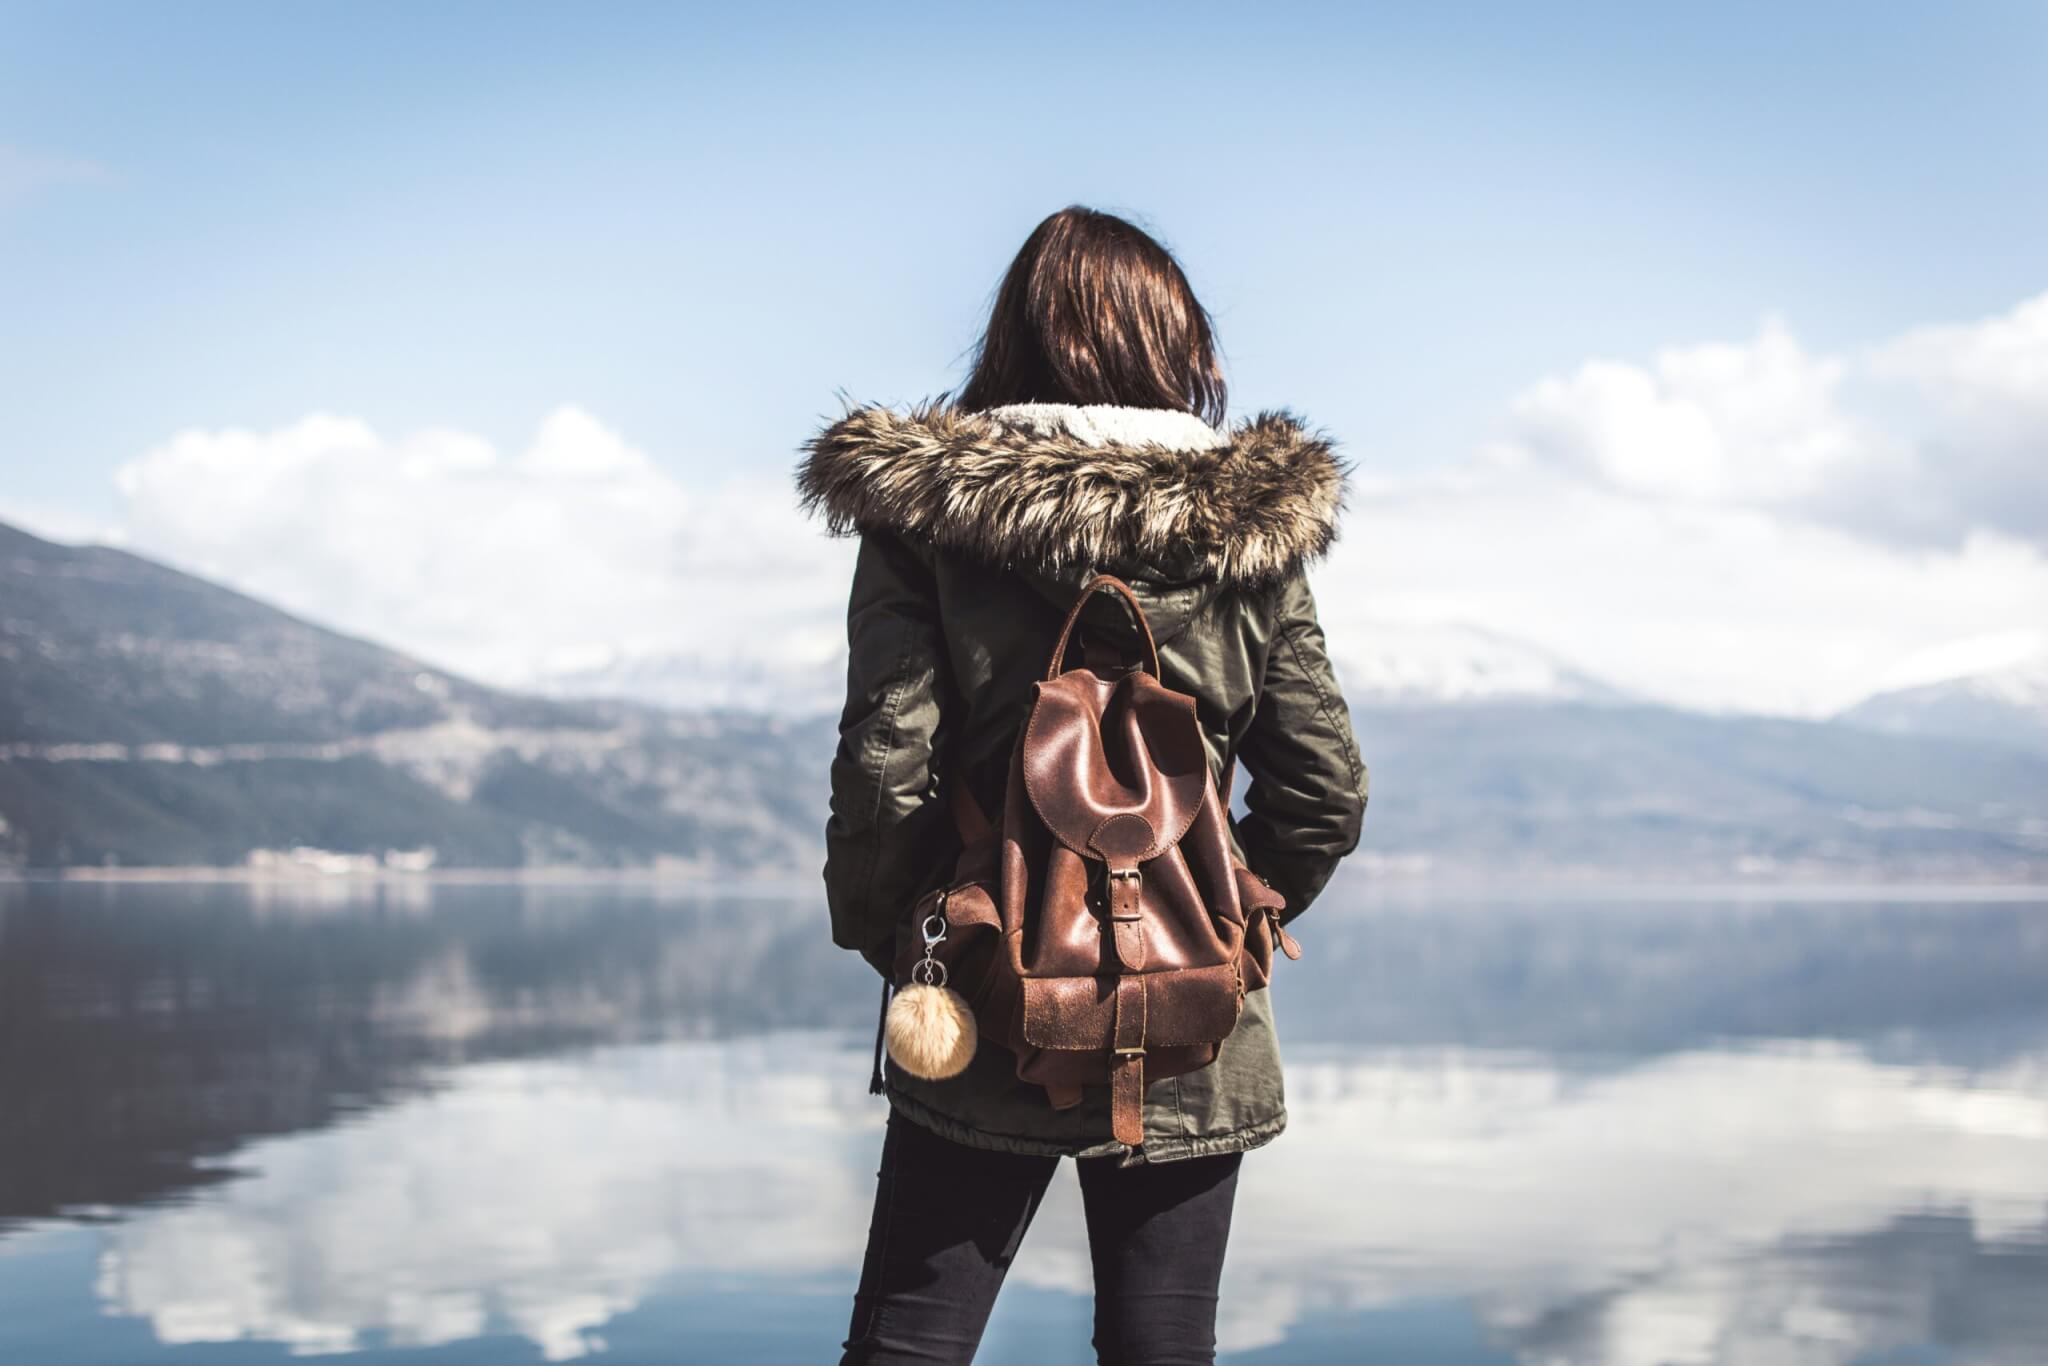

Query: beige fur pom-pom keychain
[886,902,977,1080]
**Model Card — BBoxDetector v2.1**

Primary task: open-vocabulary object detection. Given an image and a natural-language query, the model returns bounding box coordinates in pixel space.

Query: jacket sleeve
[823,530,953,978]
[1235,568,1368,922]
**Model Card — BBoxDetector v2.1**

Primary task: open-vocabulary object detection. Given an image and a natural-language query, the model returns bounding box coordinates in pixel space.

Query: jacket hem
[883,1082,1288,1166]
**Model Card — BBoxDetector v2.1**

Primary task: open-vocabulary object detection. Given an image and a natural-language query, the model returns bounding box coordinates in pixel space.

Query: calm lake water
[2,879,2045,1365]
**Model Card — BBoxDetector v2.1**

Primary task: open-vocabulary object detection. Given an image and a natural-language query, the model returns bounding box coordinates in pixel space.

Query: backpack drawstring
[868,974,894,1095]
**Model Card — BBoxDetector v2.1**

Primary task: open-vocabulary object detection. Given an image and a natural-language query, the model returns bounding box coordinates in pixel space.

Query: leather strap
[1107,866,1146,971]
[1110,972,1147,1146]
[1045,574,1162,681]
[1273,911,1303,960]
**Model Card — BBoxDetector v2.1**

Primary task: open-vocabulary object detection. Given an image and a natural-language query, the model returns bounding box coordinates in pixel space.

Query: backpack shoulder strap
[949,773,994,846]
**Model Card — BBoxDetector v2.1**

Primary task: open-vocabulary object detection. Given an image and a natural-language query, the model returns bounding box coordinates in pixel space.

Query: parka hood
[795,401,1348,590]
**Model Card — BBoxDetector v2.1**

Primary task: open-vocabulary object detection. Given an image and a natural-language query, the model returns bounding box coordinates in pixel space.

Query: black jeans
[841,1110,1243,1365]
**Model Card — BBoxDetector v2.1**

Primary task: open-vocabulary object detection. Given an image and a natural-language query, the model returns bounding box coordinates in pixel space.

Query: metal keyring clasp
[922,912,948,945]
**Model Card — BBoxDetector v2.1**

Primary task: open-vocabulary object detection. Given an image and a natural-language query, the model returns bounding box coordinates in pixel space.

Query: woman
[796,206,1367,1365]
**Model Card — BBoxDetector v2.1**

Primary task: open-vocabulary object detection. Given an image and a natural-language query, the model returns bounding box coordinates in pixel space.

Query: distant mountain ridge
[1834,639,2048,755]
[1348,699,2048,882]
[526,617,1629,714]
[2,517,2044,880]
[0,520,829,871]
[0,520,583,745]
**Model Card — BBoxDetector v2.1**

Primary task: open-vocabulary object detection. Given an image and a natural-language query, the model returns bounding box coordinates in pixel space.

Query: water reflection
[0,881,869,1226]
[88,1038,879,1360]
[1,880,2045,1364]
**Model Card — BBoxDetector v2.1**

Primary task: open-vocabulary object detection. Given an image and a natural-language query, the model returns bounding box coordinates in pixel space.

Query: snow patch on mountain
[1331,620,1628,706]
[1836,630,2048,752]
[513,646,845,715]
[515,618,1629,715]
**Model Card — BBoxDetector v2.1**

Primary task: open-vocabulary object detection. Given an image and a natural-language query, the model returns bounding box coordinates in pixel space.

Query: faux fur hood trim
[795,401,1348,586]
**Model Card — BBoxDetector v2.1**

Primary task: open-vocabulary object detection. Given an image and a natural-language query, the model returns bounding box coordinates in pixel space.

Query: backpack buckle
[1105,866,1143,921]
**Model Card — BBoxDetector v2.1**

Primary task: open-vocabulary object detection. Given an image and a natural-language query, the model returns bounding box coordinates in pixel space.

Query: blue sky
[3,2,2046,713]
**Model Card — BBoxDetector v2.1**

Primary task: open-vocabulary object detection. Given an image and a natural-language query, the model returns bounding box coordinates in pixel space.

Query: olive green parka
[797,400,1367,1164]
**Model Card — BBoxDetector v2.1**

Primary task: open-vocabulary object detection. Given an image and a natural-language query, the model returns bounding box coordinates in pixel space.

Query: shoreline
[3,865,2042,902]
[0,865,822,895]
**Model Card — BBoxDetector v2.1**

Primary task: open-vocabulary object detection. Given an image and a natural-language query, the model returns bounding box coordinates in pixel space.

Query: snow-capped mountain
[1331,620,1627,706]
[4,515,2045,879]
[1835,632,2048,754]
[515,647,846,716]
[519,619,1627,716]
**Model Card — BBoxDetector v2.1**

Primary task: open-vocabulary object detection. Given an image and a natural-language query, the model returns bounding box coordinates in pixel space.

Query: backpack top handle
[1044,574,1163,682]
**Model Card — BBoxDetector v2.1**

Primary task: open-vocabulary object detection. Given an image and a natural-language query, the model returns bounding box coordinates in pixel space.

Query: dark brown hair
[954,206,1227,425]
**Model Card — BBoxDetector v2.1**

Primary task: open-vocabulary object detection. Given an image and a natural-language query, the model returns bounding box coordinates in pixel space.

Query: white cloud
[1318,466,2048,715]
[1864,290,2048,547]
[44,288,2046,719]
[1877,291,2048,425]
[1499,317,1871,505]
[1326,289,2048,713]
[1496,290,2048,551]
[109,406,855,709]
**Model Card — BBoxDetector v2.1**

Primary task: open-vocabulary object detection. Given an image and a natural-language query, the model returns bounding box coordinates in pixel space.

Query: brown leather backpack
[876,573,1301,1148]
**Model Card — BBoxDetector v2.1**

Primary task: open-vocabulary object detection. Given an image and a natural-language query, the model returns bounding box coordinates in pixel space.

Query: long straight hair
[953,206,1227,426]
